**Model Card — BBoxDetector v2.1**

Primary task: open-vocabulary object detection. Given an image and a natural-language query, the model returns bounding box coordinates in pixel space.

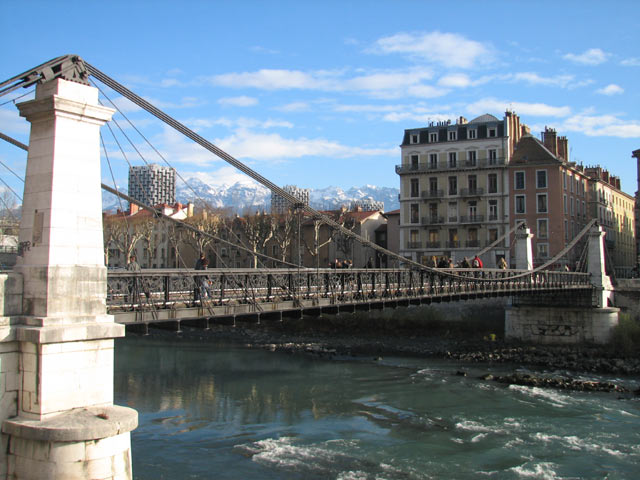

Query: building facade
[128,163,176,207]
[633,149,640,270]
[584,166,636,276]
[351,198,385,212]
[397,111,526,267]
[270,185,310,214]
[508,129,590,268]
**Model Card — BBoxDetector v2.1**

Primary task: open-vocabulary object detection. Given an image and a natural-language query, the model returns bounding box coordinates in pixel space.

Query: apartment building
[584,166,636,276]
[128,164,176,207]
[397,111,526,267]
[508,129,590,268]
[633,149,640,269]
[270,185,310,214]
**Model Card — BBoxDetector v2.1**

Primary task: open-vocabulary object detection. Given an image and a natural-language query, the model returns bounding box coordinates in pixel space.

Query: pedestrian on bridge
[472,255,483,268]
[126,255,141,308]
[498,257,508,269]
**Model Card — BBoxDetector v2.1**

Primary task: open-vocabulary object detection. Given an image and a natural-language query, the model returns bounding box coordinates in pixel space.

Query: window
[429,153,438,168]
[448,130,457,141]
[448,152,457,168]
[564,220,569,241]
[570,197,574,216]
[467,150,477,166]
[514,171,525,190]
[410,133,418,144]
[468,175,477,192]
[410,154,419,169]
[448,229,458,247]
[448,202,458,222]
[410,204,419,223]
[448,176,457,195]
[429,132,438,143]
[410,178,419,197]
[563,194,567,214]
[410,230,419,247]
[489,229,498,243]
[468,200,477,218]
[489,200,498,220]
[429,177,438,194]
[538,219,548,239]
[537,243,549,258]
[429,203,438,221]
[570,175,574,193]
[488,127,497,137]
[536,170,547,189]
[563,171,567,189]
[428,229,439,246]
[537,194,548,213]
[488,149,497,164]
[468,129,477,139]
[488,173,498,193]
[515,195,526,214]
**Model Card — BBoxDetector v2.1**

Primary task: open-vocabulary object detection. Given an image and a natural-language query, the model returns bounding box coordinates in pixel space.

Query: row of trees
[103,207,360,269]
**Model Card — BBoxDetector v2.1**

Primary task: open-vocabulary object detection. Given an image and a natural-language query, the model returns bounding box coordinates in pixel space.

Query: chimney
[129,203,139,215]
[542,127,558,156]
[187,202,194,218]
[557,136,569,162]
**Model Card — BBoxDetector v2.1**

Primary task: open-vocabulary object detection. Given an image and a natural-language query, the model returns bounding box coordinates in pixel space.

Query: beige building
[584,166,636,276]
[397,111,527,267]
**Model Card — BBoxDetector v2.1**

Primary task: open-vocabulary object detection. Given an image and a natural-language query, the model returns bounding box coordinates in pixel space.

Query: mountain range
[103,177,400,213]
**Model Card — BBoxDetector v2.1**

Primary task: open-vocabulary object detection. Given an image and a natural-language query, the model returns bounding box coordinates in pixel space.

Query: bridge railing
[106,267,592,312]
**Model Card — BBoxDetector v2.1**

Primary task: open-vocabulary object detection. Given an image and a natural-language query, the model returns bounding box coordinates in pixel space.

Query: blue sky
[1,0,639,206]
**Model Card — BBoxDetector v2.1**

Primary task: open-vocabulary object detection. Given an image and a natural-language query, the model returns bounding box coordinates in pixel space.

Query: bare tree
[234,212,274,268]
[180,211,220,263]
[103,213,145,266]
[272,211,297,264]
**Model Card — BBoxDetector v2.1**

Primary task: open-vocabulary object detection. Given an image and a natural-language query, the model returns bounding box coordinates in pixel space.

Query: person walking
[126,255,141,308]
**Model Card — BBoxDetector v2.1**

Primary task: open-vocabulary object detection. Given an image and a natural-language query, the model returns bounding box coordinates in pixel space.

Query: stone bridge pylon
[0,78,137,478]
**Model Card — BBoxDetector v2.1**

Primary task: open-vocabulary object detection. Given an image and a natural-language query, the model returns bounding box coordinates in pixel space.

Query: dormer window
[468,129,477,139]
[488,127,497,137]
[410,133,419,144]
[448,130,457,141]
[429,132,438,143]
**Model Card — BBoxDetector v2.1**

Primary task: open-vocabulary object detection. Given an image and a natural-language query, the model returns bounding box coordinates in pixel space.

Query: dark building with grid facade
[128,164,176,207]
[270,185,310,214]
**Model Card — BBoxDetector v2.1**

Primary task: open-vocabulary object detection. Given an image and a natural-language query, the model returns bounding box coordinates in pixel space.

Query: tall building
[633,149,640,270]
[584,165,636,276]
[508,129,590,268]
[351,198,384,212]
[128,164,176,207]
[270,185,310,214]
[397,111,527,267]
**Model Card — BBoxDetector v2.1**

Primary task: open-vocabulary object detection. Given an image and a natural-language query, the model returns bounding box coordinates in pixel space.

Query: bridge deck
[107,267,593,327]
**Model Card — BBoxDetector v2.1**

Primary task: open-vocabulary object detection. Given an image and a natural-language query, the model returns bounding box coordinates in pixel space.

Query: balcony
[488,214,499,221]
[407,241,422,249]
[446,241,460,248]
[421,189,444,199]
[396,157,506,175]
[465,240,482,248]
[459,215,485,223]
[448,216,458,223]
[426,241,441,249]
[422,215,445,225]
[460,187,485,197]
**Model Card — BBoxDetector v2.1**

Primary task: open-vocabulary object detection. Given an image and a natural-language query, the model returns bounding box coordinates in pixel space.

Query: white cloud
[621,57,640,67]
[371,31,493,69]
[563,48,609,65]
[185,116,292,130]
[559,113,640,138]
[438,74,473,88]
[277,102,311,112]
[218,96,259,107]
[208,69,329,90]
[465,98,571,117]
[215,129,396,161]
[596,84,624,96]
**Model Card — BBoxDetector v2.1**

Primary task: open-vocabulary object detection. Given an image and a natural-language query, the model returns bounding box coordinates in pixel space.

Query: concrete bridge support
[0,79,137,478]
[505,224,618,344]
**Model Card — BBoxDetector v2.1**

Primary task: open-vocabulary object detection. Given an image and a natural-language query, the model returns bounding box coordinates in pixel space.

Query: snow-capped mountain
[103,178,399,213]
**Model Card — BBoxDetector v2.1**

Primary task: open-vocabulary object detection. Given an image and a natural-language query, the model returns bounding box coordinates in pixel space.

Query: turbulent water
[114,335,640,479]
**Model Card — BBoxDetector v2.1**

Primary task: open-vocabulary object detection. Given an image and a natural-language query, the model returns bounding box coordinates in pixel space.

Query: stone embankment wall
[615,279,640,318]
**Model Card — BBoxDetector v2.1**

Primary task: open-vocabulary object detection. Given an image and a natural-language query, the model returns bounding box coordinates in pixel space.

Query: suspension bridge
[0,55,607,334]
[0,55,623,479]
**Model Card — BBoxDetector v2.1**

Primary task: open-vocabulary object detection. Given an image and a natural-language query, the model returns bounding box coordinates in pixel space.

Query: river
[114,334,640,479]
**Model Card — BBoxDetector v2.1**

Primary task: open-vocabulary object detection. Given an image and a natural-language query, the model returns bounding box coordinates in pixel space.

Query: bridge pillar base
[505,305,619,345]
